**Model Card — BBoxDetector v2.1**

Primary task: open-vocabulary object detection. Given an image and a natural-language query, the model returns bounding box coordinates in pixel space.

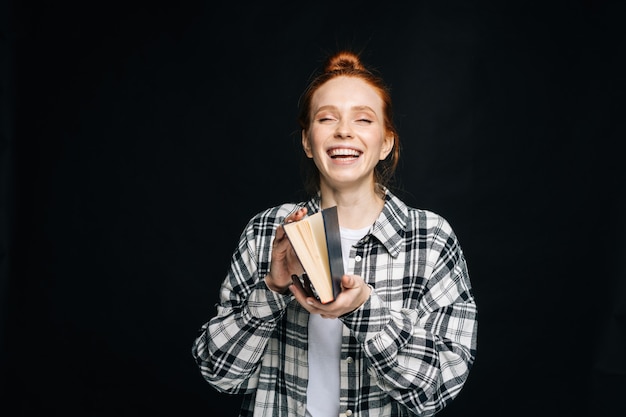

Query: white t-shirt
[305,225,370,417]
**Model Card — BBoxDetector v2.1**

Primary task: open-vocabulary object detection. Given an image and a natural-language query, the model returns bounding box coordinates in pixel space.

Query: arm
[191,216,291,394]
[342,219,477,416]
[191,207,306,394]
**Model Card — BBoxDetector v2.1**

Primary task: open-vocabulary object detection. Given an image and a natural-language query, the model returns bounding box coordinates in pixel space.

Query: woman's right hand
[264,207,308,293]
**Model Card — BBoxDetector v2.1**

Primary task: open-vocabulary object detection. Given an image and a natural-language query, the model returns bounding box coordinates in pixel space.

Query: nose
[334,119,353,139]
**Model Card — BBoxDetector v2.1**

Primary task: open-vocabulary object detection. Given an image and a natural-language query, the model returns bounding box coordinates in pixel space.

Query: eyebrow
[315,105,376,113]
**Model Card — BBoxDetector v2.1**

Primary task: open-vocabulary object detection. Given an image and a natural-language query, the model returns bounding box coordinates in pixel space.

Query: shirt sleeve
[191,215,293,394]
[342,216,478,416]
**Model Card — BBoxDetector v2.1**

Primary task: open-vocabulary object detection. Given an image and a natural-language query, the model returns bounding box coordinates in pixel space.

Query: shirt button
[354,255,362,262]
[345,410,353,416]
[346,356,353,364]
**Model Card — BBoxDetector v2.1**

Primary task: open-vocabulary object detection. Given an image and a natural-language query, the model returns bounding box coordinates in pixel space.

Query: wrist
[265,275,291,294]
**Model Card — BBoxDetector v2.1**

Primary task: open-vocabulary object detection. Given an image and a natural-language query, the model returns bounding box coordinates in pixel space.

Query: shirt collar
[370,189,407,259]
[302,188,408,259]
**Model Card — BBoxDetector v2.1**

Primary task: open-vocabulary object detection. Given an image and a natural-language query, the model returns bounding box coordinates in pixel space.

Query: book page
[283,211,334,303]
[306,213,332,289]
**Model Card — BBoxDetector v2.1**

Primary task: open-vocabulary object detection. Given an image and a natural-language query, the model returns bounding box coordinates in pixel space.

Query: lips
[328,148,362,158]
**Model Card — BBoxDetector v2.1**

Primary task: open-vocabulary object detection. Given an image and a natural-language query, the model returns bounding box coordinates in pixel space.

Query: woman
[192,50,478,416]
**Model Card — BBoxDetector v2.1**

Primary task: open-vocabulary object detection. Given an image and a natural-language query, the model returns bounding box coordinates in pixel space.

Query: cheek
[306,130,325,154]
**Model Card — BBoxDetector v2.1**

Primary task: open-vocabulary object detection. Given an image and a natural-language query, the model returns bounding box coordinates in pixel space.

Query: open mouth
[328,148,362,159]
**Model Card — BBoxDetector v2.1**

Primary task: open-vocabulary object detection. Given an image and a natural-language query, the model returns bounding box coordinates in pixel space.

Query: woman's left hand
[290,274,371,319]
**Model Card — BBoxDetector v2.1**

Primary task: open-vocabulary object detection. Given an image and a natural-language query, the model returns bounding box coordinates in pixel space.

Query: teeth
[328,148,360,157]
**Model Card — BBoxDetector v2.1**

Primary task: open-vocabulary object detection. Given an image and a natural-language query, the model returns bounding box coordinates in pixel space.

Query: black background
[1,1,624,416]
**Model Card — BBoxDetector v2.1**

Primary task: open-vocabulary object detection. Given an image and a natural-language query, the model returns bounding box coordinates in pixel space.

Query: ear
[301,130,313,158]
[379,133,394,160]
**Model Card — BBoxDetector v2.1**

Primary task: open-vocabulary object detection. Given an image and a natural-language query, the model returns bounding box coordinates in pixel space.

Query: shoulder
[385,190,456,236]
[244,202,305,230]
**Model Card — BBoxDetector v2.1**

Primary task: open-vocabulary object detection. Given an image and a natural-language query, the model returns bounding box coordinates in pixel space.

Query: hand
[290,274,372,319]
[265,207,308,293]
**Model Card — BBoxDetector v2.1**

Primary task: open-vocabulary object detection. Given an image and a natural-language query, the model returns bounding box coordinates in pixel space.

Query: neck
[320,184,385,230]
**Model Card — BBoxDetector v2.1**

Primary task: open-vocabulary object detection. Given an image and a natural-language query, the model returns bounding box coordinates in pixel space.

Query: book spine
[322,206,344,299]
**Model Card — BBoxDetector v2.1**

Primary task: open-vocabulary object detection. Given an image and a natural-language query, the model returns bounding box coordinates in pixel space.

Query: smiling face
[302,76,394,193]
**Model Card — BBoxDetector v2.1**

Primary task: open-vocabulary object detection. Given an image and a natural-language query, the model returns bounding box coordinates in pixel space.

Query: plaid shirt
[192,190,477,417]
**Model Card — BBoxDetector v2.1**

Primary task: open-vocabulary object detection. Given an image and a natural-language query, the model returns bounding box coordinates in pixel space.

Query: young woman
[192,50,478,417]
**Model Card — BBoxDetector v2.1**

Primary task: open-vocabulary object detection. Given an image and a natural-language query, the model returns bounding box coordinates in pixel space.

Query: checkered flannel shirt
[192,190,477,416]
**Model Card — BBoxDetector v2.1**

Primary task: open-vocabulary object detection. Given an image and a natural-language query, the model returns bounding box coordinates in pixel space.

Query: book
[283,206,344,304]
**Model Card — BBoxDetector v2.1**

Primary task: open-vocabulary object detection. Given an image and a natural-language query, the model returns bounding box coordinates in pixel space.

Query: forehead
[312,76,383,111]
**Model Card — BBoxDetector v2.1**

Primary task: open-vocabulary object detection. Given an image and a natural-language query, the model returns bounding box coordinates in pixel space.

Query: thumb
[342,274,359,289]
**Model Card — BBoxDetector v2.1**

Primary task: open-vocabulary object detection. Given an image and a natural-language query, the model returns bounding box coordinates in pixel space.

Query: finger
[341,274,359,289]
[294,207,307,220]
[285,207,307,223]
[289,285,315,312]
[290,274,305,293]
[275,223,287,240]
[302,273,315,297]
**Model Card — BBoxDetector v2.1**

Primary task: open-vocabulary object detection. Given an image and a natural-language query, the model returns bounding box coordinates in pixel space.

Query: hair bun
[324,51,365,73]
